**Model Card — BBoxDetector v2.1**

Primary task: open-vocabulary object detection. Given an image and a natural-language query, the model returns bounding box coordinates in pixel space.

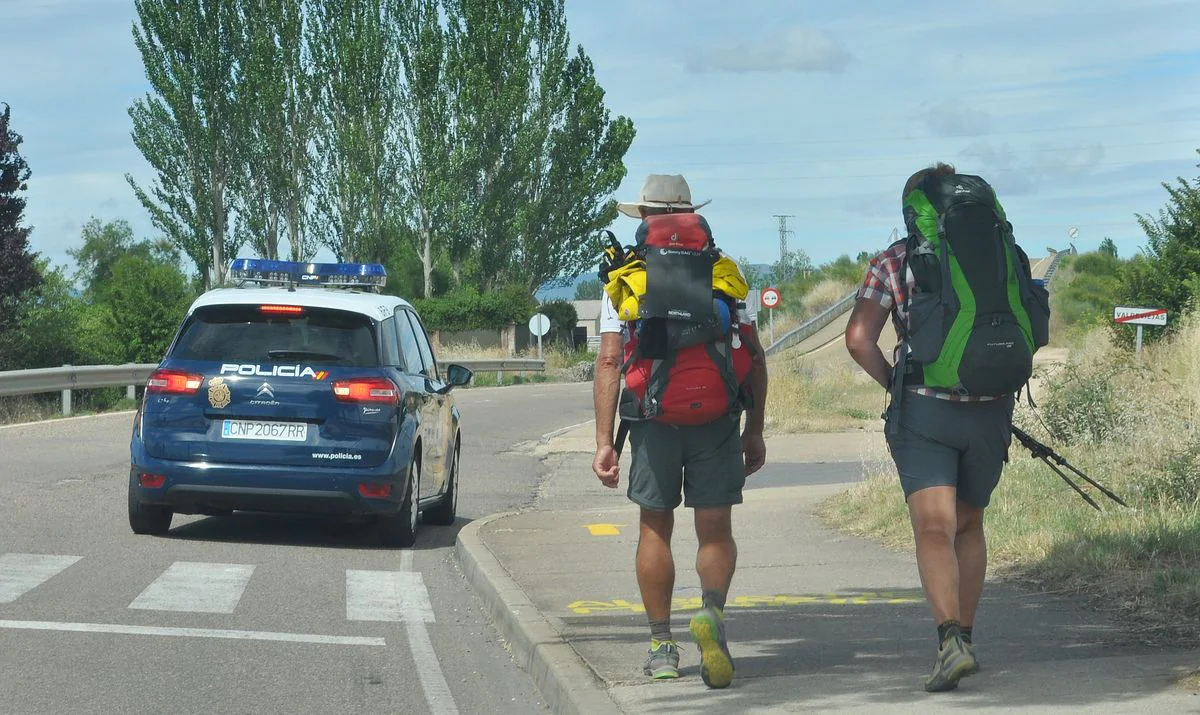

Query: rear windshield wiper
[266,349,346,363]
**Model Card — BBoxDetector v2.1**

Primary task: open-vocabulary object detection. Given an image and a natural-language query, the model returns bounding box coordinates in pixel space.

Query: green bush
[1040,362,1125,445]
[1144,441,1200,509]
[412,285,537,332]
[537,300,578,342]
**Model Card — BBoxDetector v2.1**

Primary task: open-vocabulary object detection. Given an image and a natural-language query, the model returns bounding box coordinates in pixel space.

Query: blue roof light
[229,258,387,291]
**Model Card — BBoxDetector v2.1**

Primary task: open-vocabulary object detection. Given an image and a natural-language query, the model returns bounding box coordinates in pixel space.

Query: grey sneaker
[643,640,680,679]
[925,633,978,692]
[689,607,734,689]
[963,640,981,674]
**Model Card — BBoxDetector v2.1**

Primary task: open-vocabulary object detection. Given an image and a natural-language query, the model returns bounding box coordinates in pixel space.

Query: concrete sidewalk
[457,426,1200,714]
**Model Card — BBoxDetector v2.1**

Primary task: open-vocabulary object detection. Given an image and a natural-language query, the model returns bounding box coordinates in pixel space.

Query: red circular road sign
[761,287,781,309]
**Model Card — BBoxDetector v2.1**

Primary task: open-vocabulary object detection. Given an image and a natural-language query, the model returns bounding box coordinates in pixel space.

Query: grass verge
[764,361,882,433]
[819,314,1200,641]
[1,392,139,426]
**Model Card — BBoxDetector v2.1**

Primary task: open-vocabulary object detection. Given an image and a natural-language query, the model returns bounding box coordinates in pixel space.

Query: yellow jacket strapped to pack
[603,254,749,322]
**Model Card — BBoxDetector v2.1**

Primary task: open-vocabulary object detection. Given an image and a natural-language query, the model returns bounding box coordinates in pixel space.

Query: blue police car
[128,259,472,547]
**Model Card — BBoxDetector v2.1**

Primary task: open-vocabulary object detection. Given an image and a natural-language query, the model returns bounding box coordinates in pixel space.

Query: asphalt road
[0,380,595,715]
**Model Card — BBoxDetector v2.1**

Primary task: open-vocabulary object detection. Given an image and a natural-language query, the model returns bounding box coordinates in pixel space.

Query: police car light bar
[229,258,387,290]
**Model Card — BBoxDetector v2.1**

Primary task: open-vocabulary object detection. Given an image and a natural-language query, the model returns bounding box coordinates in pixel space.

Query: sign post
[528,313,551,361]
[1113,306,1167,361]
[761,287,781,345]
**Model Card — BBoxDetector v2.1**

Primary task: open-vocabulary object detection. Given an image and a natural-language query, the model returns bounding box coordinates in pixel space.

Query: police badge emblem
[207,376,231,409]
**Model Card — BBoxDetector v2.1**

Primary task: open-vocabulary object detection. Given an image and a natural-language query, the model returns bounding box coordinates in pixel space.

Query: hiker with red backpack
[592,174,768,689]
[846,163,1050,692]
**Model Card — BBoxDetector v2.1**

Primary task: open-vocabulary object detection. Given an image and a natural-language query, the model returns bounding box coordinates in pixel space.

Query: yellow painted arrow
[585,523,622,536]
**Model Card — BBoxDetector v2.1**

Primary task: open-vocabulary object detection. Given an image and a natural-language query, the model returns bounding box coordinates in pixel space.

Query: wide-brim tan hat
[616,173,711,218]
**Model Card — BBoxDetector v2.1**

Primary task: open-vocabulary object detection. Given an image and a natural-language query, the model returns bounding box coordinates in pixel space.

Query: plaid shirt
[858,242,995,402]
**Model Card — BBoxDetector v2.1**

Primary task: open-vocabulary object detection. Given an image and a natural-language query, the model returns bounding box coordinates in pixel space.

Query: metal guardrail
[0,358,546,416]
[1040,251,1068,288]
[763,290,858,357]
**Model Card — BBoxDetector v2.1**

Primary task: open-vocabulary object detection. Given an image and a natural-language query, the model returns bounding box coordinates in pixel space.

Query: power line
[625,139,1198,170]
[667,157,1196,184]
[630,116,1200,150]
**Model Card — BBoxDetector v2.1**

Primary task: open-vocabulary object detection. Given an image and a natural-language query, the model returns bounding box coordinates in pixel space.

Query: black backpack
[898,173,1051,397]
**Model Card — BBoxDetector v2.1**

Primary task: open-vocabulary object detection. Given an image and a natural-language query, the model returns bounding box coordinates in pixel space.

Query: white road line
[398,556,458,715]
[407,618,458,715]
[345,570,434,623]
[0,620,385,646]
[0,554,81,604]
[129,562,255,614]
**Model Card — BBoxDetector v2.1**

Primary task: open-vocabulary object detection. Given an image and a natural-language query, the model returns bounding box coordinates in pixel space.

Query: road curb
[456,512,623,715]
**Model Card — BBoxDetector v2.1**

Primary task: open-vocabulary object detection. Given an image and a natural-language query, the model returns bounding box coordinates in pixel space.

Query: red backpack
[618,213,755,426]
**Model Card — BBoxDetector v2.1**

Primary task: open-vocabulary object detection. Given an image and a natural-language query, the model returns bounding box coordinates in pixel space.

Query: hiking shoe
[963,640,981,675]
[643,640,680,679]
[689,607,734,689]
[924,633,978,692]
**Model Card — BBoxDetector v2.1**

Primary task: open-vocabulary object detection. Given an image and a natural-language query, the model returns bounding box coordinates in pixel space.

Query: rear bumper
[129,444,408,517]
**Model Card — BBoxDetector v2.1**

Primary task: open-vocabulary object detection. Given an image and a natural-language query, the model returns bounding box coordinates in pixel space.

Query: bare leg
[694,507,736,597]
[637,508,675,622]
[955,501,987,628]
[906,486,960,625]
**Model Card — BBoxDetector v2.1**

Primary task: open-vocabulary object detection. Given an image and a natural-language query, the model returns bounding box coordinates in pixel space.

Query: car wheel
[423,440,459,526]
[128,486,173,536]
[375,457,420,548]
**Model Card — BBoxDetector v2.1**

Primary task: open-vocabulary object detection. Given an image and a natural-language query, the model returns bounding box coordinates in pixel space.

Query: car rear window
[170,305,380,367]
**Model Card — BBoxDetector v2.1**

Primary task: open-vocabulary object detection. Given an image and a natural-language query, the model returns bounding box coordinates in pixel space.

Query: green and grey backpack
[898,173,1051,397]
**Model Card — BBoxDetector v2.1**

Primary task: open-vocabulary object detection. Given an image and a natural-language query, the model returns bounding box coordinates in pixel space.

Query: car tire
[375,457,420,548]
[423,440,459,526]
[128,488,173,536]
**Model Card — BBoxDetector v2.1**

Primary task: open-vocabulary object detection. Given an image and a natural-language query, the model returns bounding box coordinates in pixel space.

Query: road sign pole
[537,331,543,361]
[1136,325,1143,362]
[769,308,774,345]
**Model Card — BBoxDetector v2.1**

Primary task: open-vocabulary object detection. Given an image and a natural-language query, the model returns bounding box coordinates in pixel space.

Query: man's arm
[593,332,623,451]
[740,324,768,435]
[845,298,892,389]
[739,322,769,476]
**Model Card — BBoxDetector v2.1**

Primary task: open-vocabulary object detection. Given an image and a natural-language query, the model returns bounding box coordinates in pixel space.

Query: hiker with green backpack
[846,162,1051,693]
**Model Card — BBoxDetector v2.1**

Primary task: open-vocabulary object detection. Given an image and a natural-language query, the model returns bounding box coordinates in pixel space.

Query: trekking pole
[1010,425,1128,510]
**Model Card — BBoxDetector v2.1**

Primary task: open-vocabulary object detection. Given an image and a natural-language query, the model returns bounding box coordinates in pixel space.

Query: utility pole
[773,214,794,262]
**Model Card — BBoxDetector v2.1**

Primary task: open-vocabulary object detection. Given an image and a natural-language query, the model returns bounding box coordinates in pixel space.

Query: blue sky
[3,0,1199,285]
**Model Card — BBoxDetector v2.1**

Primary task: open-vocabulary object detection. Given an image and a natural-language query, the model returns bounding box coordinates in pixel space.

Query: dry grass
[0,393,138,426]
[799,279,857,318]
[0,396,58,426]
[820,314,1200,641]
[764,361,883,434]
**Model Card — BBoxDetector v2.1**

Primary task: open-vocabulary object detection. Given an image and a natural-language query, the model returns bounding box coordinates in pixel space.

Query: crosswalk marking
[0,620,386,646]
[129,562,255,614]
[1,555,439,626]
[0,554,81,604]
[345,570,435,623]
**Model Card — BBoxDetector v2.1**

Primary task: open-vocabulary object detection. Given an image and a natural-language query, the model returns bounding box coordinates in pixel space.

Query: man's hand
[593,445,620,488]
[742,430,766,476]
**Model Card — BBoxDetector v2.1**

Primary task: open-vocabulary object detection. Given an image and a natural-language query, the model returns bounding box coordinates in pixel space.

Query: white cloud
[685,27,853,75]
[914,100,992,138]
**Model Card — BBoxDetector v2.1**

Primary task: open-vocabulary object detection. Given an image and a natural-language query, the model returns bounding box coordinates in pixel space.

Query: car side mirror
[444,363,473,390]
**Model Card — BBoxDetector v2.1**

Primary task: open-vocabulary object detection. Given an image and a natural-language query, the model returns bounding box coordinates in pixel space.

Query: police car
[128,258,472,547]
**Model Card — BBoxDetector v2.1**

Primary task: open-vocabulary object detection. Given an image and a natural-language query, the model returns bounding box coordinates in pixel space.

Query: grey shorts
[884,391,1015,508]
[627,416,745,511]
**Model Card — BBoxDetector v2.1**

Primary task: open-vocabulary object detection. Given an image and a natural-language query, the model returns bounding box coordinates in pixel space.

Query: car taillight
[260,304,304,315]
[146,369,203,395]
[332,377,400,404]
[358,483,392,498]
[138,473,166,488]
